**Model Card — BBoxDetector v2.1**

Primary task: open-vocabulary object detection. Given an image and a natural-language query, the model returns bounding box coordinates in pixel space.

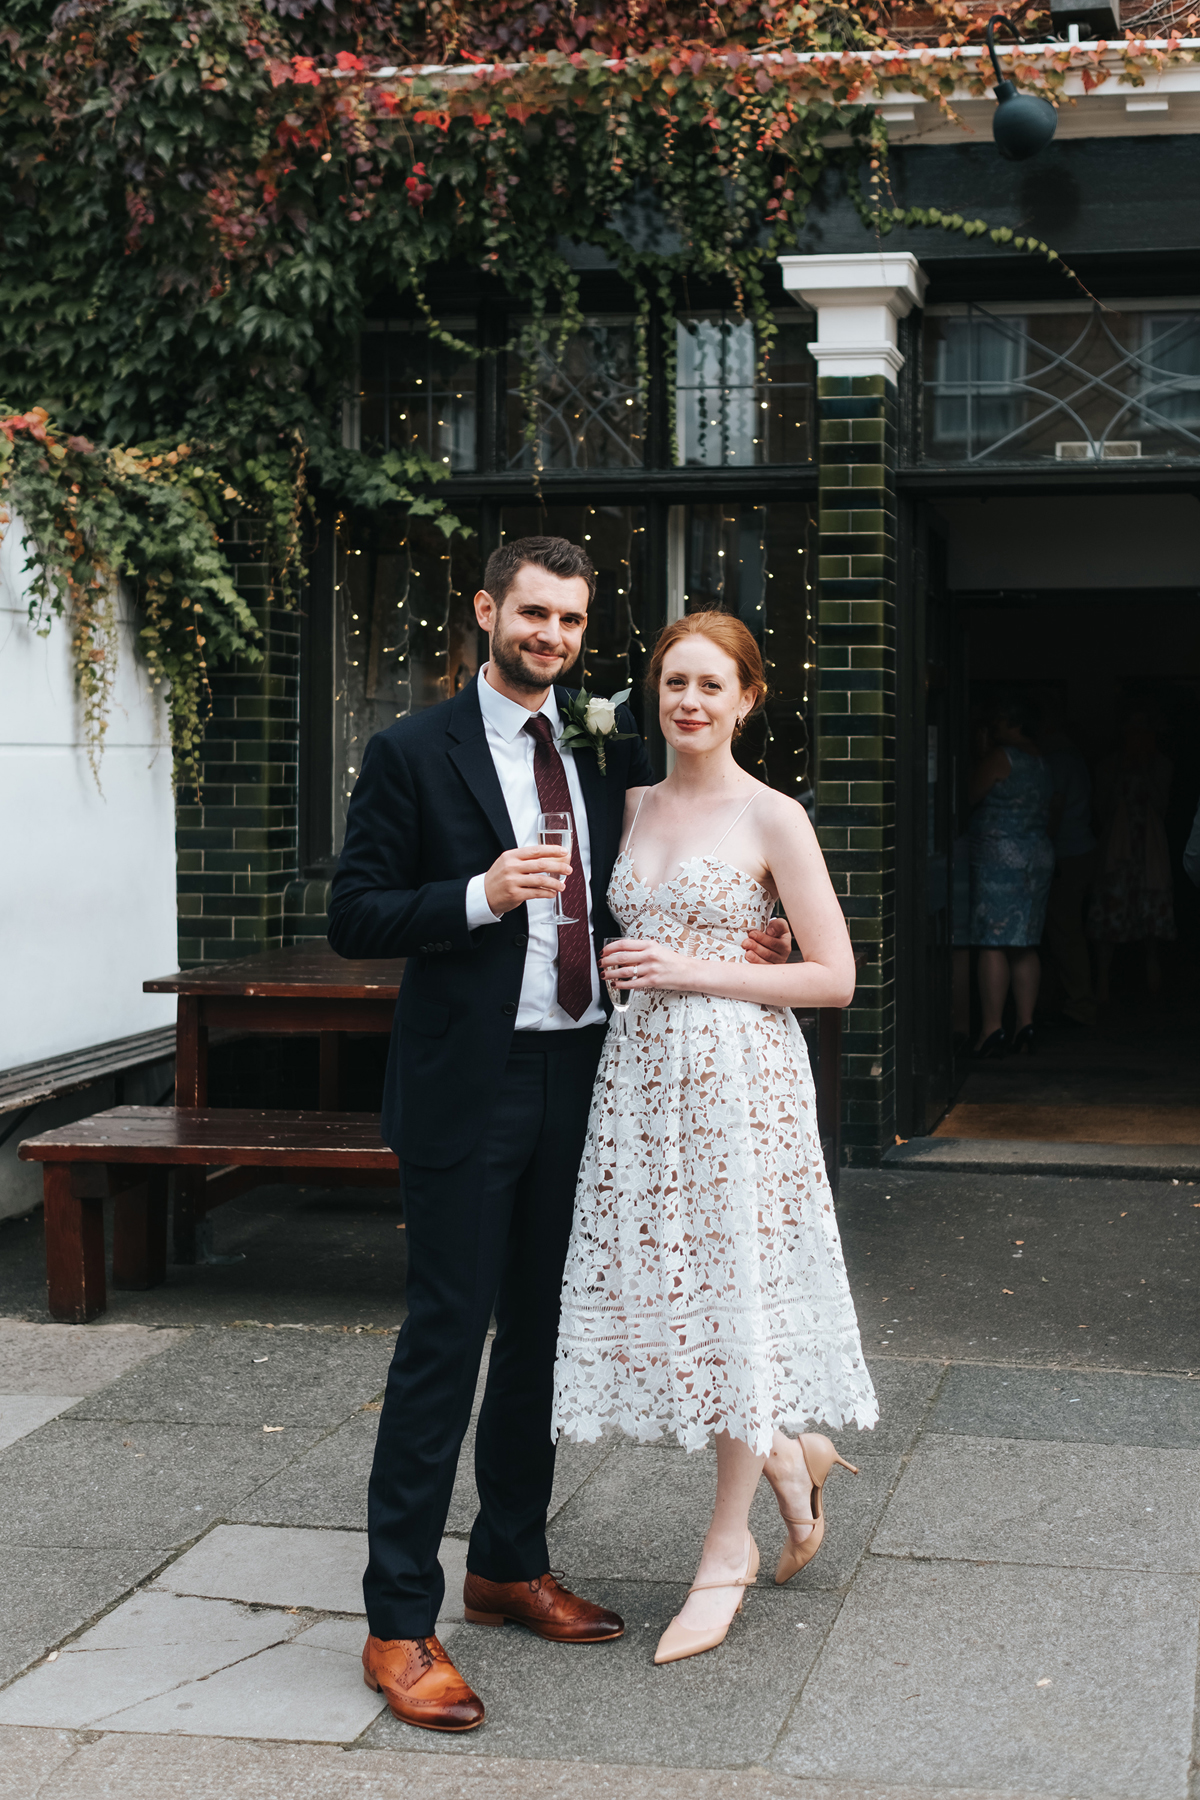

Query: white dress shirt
[464,667,605,1030]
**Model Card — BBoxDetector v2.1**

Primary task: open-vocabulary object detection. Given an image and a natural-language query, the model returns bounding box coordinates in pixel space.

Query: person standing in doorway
[1087,708,1175,1003]
[327,537,791,1732]
[1041,714,1098,1027]
[1184,793,1200,886]
[968,690,1055,1056]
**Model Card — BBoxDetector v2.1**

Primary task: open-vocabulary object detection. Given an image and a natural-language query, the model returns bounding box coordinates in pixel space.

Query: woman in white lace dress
[552,611,877,1665]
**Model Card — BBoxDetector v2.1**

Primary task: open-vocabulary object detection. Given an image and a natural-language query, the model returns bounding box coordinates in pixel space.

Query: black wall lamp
[986,13,1059,159]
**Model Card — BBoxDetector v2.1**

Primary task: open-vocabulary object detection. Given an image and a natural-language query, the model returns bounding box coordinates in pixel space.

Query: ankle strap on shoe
[686,1576,757,1593]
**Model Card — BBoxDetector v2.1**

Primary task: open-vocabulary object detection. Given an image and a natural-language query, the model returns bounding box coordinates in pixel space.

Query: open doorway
[924,494,1200,1146]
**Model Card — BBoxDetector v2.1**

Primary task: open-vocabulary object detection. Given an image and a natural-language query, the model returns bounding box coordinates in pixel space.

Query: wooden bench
[17,1006,846,1323]
[0,1027,177,1151]
[18,1107,399,1323]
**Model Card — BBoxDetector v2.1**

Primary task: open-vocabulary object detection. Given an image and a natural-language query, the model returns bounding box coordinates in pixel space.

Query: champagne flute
[603,936,633,1036]
[537,811,578,926]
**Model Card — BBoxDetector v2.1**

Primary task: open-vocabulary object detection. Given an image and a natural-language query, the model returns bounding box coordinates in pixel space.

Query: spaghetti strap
[710,794,758,856]
[625,787,650,850]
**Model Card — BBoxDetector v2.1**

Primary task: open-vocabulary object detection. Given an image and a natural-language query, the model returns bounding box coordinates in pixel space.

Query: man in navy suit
[328,536,789,1730]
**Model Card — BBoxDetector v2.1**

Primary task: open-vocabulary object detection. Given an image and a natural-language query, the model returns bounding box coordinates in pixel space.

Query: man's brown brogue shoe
[462,1570,625,1642]
[362,1633,484,1731]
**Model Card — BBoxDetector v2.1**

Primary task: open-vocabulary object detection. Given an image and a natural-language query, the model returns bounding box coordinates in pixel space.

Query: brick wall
[175,520,301,966]
[814,373,897,1164]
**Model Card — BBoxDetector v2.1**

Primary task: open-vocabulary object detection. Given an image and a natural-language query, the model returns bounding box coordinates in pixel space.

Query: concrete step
[884,1136,1200,1180]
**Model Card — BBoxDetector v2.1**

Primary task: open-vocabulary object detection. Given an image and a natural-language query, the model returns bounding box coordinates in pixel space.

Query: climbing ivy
[1,0,1192,775]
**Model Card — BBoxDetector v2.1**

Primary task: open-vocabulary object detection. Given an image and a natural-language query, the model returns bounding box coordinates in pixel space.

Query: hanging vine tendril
[3,0,1190,779]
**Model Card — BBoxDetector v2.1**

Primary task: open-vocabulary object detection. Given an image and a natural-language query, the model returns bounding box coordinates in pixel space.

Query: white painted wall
[0,521,178,1217]
[0,521,180,1063]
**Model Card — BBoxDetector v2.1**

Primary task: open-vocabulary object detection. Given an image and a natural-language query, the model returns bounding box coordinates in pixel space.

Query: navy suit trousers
[363,1025,607,1639]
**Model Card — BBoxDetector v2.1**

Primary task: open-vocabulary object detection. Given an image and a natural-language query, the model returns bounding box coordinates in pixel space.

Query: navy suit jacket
[327,675,656,1168]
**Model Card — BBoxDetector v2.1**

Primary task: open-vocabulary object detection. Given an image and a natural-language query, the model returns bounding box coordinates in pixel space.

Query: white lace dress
[552,817,878,1456]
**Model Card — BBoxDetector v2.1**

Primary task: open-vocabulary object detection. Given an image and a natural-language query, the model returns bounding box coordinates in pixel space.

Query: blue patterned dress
[969,747,1055,948]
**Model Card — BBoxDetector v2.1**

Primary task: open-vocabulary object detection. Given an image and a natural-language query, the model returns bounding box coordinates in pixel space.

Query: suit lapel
[446,677,518,852]
[557,685,610,925]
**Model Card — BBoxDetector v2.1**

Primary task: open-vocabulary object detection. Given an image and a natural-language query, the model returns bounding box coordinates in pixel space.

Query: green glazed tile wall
[816,373,896,1163]
[175,519,300,966]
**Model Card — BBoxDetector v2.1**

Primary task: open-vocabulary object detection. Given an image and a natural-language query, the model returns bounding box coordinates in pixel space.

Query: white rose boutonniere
[584,696,617,735]
[560,686,636,774]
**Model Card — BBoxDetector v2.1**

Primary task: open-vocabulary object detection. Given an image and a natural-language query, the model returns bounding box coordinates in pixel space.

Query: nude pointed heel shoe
[653,1534,759,1666]
[769,1433,858,1586]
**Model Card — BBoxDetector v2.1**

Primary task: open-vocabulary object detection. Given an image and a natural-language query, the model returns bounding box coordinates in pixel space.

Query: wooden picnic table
[144,943,406,1112]
[142,944,406,1261]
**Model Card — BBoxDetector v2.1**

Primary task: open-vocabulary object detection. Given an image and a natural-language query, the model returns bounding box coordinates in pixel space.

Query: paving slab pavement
[772,1559,1198,1798]
[0,1726,81,1800]
[1,1168,1198,1798]
[836,1169,1200,1371]
[0,1729,1107,1800]
[0,1320,185,1394]
[874,1434,1200,1570]
[155,1521,468,1625]
[161,1523,374,1612]
[0,1395,83,1451]
[0,1418,326,1550]
[227,1407,381,1529]
[0,1546,165,1686]
[63,1324,396,1427]
[926,1363,1200,1446]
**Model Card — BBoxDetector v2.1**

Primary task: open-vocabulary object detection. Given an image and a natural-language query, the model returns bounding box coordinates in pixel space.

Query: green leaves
[0,0,1102,790]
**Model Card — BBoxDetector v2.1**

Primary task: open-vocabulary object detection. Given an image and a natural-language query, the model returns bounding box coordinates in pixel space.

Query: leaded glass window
[505,318,644,471]
[357,321,478,471]
[927,315,1024,451]
[1142,314,1200,430]
[923,304,1200,463]
[333,511,482,847]
[676,313,812,467]
[677,501,816,796]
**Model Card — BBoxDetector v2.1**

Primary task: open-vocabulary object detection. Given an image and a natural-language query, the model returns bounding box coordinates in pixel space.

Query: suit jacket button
[419,944,428,954]
[442,940,451,951]
[513,933,528,948]
[502,1002,517,1017]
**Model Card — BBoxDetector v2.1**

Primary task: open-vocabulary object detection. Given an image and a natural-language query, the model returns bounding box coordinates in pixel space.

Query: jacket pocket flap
[401,996,450,1039]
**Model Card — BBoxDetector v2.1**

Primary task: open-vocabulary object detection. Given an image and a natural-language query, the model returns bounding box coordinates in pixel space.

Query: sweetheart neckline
[614,847,772,903]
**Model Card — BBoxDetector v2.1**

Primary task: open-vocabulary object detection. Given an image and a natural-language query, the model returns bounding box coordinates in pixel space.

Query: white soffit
[841,41,1200,145]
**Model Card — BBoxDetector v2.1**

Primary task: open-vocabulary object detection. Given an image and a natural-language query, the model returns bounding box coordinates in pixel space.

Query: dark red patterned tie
[524,714,592,1021]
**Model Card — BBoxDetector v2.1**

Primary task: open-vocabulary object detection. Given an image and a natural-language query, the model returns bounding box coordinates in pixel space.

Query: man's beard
[490,616,574,693]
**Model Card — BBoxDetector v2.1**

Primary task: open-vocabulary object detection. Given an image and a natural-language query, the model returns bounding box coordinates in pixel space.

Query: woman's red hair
[645,610,769,716]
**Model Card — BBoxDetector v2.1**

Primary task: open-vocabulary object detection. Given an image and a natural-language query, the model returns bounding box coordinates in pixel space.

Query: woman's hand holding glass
[601,916,793,996]
[599,938,694,993]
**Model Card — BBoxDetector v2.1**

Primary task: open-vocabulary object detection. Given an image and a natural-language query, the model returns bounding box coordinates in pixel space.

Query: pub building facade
[181,54,1200,1165]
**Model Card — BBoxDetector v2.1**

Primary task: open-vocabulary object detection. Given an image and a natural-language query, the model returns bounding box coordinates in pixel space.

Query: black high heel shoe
[1010,1024,1036,1054]
[972,1029,1007,1059]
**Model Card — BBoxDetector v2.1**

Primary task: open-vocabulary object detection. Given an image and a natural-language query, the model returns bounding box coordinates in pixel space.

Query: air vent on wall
[1055,441,1142,460]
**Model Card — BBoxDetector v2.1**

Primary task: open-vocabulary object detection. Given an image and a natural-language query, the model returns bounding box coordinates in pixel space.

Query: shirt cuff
[466,872,503,931]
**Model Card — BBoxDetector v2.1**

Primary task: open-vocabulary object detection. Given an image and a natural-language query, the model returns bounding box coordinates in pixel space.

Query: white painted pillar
[777,251,928,380]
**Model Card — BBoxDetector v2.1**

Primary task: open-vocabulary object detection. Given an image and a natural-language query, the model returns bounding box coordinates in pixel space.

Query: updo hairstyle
[645,610,769,737]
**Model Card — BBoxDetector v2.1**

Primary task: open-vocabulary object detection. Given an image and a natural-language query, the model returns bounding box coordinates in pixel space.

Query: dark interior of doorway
[939,595,1200,1145]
